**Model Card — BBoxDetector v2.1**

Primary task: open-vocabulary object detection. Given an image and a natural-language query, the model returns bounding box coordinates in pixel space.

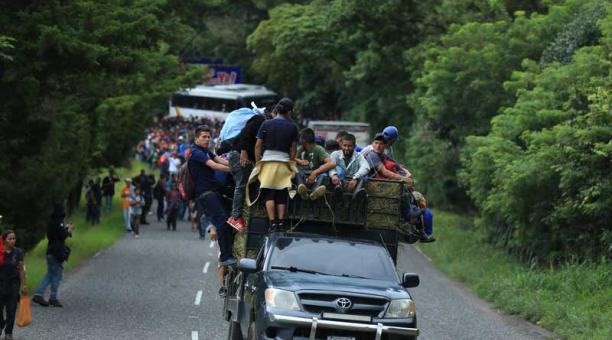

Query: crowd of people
[179,97,435,295]
[0,99,435,339]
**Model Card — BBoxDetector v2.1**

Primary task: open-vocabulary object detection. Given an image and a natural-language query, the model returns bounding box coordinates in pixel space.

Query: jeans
[197,192,233,262]
[228,151,251,219]
[178,201,187,220]
[424,208,433,235]
[123,207,132,231]
[0,280,19,335]
[199,213,211,238]
[35,254,64,300]
[104,195,113,213]
[156,197,165,221]
[296,171,328,188]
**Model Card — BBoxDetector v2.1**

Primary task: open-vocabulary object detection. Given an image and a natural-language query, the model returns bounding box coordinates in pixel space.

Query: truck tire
[227,321,243,340]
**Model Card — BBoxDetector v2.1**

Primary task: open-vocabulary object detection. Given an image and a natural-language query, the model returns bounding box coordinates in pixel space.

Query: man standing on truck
[328,133,369,204]
[251,98,299,231]
[295,128,336,200]
[189,125,235,295]
[226,109,273,232]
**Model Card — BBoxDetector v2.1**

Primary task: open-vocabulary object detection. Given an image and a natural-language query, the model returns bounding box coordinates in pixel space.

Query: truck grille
[297,292,388,318]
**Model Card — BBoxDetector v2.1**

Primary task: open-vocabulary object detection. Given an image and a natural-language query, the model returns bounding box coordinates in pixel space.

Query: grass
[416,210,612,339]
[25,160,148,292]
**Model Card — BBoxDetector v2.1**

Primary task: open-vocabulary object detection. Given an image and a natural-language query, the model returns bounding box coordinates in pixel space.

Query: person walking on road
[154,173,167,222]
[120,178,133,233]
[0,230,27,340]
[33,203,75,308]
[102,169,120,213]
[165,183,180,231]
[129,186,145,238]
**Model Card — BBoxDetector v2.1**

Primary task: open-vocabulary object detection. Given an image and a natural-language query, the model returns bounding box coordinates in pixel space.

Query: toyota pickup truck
[224,178,424,339]
[225,229,420,340]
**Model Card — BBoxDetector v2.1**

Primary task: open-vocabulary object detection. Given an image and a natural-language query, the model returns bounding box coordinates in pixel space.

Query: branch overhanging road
[20,218,555,340]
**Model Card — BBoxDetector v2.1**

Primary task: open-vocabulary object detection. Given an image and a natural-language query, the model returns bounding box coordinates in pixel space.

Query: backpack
[178,161,196,201]
[216,108,256,154]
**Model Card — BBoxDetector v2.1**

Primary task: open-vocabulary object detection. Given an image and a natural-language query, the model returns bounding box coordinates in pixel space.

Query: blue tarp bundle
[219,107,256,142]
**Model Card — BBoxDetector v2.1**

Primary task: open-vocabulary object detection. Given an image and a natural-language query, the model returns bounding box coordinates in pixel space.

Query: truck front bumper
[269,313,419,340]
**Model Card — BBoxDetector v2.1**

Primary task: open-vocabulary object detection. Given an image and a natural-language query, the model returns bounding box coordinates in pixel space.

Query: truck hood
[264,271,410,300]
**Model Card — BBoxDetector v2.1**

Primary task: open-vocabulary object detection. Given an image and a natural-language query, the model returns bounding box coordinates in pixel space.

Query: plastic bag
[16,296,32,327]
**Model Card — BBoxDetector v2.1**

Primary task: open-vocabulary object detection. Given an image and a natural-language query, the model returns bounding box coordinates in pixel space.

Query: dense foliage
[0,0,609,261]
[0,0,202,248]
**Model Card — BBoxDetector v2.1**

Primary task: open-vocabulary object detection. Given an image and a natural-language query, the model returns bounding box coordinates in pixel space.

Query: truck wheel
[227,321,243,340]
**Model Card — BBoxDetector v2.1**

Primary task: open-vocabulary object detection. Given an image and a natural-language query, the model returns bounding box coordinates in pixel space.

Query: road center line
[191,331,198,340]
[203,261,210,274]
[209,241,215,248]
[194,290,203,305]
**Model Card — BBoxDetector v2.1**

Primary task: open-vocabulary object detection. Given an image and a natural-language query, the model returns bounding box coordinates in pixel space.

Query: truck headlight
[264,288,300,311]
[384,299,415,319]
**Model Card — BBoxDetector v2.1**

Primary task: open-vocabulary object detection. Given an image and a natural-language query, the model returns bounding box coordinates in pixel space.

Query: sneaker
[32,294,49,307]
[218,287,227,297]
[227,216,246,232]
[309,185,327,200]
[5,334,13,340]
[49,299,63,307]
[297,184,309,200]
[417,231,435,243]
[219,257,237,266]
[134,234,140,239]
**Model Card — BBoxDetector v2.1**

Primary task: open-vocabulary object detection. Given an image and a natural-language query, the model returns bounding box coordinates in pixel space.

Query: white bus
[307,120,371,147]
[168,84,278,121]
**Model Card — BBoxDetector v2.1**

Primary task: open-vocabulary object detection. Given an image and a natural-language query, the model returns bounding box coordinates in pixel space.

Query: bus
[168,84,279,121]
[307,120,371,147]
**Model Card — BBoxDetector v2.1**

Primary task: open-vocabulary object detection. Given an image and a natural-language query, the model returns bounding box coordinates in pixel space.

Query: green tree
[0,0,201,249]
[460,5,611,261]
[406,1,584,208]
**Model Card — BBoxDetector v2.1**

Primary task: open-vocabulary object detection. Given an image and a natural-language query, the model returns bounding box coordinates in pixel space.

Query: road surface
[18,219,554,340]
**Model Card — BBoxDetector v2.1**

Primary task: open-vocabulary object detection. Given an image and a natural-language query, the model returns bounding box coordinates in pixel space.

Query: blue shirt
[189,144,218,195]
[256,117,299,154]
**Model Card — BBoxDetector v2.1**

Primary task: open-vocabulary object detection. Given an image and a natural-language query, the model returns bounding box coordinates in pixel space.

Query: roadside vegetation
[418,210,612,339]
[25,161,146,290]
[1,1,609,339]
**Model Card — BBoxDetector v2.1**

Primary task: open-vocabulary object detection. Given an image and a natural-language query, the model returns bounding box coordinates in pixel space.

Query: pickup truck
[224,178,424,339]
[225,230,420,340]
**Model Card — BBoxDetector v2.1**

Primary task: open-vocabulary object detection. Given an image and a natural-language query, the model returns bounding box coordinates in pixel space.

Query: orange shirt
[121,186,131,208]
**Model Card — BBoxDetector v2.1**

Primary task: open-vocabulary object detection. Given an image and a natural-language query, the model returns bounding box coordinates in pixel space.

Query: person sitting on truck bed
[295,128,336,200]
[361,133,412,183]
[361,126,412,178]
[381,125,412,177]
[328,133,369,204]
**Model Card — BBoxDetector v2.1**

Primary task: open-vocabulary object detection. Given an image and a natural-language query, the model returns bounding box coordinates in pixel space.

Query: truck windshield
[268,237,397,282]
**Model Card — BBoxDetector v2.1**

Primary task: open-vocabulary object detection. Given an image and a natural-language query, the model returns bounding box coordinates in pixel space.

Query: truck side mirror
[238,258,258,273]
[402,273,420,288]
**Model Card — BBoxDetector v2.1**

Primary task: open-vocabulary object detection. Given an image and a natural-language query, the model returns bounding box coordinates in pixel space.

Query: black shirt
[0,248,23,281]
[256,117,299,155]
[236,114,266,162]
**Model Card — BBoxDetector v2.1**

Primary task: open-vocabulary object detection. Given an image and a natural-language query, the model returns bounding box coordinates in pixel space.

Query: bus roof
[178,84,277,99]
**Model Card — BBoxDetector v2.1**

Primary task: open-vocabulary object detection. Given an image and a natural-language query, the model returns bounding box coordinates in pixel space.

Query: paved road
[18,218,555,340]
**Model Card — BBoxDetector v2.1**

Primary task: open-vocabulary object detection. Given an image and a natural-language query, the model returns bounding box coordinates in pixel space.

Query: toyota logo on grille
[335,297,352,312]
